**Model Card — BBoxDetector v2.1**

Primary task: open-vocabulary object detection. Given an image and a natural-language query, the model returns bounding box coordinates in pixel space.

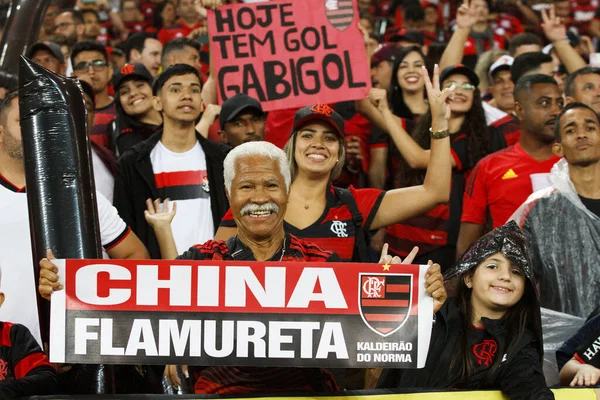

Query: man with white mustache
[142,141,448,394]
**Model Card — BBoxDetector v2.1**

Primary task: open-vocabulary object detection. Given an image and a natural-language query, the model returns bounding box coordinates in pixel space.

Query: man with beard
[114,64,228,259]
[511,102,600,318]
[457,74,563,256]
[71,41,115,150]
[218,94,266,148]
[53,9,84,48]
[0,92,148,350]
[565,67,600,115]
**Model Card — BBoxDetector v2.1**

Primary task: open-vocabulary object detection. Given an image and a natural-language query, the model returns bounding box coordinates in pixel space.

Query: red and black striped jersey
[177,233,340,263]
[0,321,57,397]
[219,185,384,261]
[489,114,520,147]
[91,101,117,150]
[177,234,339,394]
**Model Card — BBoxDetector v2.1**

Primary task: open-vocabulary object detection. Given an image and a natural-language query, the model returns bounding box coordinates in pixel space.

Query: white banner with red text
[49,260,433,368]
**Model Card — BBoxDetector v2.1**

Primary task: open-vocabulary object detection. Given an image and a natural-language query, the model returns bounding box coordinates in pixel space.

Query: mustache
[240,202,280,216]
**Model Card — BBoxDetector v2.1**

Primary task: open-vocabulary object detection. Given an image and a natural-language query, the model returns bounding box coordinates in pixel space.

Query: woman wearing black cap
[359,64,502,271]
[215,65,453,264]
[108,62,162,156]
[378,221,554,400]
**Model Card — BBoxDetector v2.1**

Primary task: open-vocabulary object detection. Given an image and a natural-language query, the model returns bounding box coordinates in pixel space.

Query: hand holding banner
[50,260,433,369]
[207,0,371,111]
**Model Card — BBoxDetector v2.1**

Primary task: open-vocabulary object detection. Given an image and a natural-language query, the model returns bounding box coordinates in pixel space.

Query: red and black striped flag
[325,0,355,31]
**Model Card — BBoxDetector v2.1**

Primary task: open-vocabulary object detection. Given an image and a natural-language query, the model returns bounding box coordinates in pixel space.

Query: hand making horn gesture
[423,64,453,132]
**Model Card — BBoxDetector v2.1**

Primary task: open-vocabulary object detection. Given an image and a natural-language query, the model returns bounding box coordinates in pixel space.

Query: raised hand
[379,243,419,265]
[144,198,177,231]
[367,88,390,113]
[344,136,364,173]
[423,64,453,128]
[455,0,478,30]
[424,261,447,313]
[541,5,567,43]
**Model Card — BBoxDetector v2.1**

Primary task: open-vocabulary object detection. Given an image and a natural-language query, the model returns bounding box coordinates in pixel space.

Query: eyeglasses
[73,60,108,72]
[443,83,475,91]
[54,22,75,31]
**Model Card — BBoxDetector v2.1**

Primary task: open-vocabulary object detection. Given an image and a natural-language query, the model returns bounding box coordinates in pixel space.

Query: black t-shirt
[580,195,600,218]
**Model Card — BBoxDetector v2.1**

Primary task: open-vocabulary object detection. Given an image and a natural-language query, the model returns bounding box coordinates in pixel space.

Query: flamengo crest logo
[325,0,354,31]
[358,273,412,337]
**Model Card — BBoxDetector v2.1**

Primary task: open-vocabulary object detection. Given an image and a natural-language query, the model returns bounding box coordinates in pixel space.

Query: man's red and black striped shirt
[176,234,339,395]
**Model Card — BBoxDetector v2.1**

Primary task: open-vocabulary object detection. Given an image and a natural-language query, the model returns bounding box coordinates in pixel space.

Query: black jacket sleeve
[556,316,600,371]
[499,343,555,400]
[113,154,137,231]
[0,324,58,399]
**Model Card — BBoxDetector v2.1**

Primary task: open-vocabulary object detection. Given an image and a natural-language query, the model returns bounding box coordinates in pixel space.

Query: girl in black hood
[378,221,554,400]
[108,63,162,156]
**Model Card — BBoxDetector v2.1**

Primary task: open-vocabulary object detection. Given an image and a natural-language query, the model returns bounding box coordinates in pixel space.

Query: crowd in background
[0,0,598,397]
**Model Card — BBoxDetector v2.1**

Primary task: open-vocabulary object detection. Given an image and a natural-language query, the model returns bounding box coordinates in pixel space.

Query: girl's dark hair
[389,46,426,119]
[396,83,490,187]
[153,1,175,31]
[447,268,538,387]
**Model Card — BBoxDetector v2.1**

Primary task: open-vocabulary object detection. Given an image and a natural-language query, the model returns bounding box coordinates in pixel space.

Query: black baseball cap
[112,63,153,90]
[219,93,264,129]
[27,41,65,64]
[292,104,344,137]
[440,64,480,87]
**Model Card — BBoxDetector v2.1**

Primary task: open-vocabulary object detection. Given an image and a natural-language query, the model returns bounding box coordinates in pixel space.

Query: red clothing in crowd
[90,101,117,149]
[490,114,521,147]
[157,20,203,44]
[461,143,561,228]
[220,185,384,261]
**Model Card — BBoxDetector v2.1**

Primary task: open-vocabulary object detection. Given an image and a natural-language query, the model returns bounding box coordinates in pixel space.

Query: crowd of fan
[0,0,598,397]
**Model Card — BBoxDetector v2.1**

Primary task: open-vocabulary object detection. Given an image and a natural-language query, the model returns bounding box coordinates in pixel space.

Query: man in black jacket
[114,64,229,259]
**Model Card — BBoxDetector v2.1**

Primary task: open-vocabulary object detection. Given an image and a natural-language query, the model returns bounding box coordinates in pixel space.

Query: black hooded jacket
[378,297,553,400]
[113,130,229,259]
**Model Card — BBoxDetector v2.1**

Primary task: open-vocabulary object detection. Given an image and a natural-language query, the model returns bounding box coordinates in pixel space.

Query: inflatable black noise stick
[18,56,115,394]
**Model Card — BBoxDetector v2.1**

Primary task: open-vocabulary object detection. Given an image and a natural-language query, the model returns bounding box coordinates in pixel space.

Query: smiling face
[465,252,526,316]
[442,73,475,115]
[229,155,288,241]
[489,70,515,112]
[118,78,154,117]
[293,121,341,178]
[396,51,425,93]
[154,73,203,123]
[554,107,600,167]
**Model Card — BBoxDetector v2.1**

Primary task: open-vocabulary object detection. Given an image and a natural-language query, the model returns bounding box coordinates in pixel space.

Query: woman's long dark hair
[389,46,426,119]
[447,271,542,388]
[396,83,490,187]
[153,1,175,31]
